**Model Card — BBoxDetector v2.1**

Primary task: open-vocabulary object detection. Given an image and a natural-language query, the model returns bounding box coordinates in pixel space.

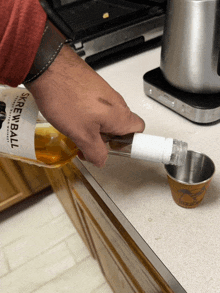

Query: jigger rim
[165,150,215,186]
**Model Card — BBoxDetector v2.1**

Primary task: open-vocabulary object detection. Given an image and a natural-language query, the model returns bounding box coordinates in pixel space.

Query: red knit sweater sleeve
[0,0,47,87]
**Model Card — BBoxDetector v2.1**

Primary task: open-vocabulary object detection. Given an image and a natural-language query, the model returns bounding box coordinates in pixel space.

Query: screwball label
[0,87,38,159]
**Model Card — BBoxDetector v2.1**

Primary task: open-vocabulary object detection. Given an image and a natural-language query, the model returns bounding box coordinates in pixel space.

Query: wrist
[23,20,67,84]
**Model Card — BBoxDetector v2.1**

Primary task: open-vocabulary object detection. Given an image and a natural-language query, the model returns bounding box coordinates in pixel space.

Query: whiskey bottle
[0,86,188,168]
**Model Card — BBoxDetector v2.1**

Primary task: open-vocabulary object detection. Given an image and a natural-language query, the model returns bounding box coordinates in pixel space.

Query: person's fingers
[120,110,145,134]
[99,104,145,136]
[74,130,108,167]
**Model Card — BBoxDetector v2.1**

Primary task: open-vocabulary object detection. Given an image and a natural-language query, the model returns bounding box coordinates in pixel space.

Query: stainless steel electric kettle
[160,0,220,94]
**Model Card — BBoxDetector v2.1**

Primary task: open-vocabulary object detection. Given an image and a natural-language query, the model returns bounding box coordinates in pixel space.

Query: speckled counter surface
[82,47,220,293]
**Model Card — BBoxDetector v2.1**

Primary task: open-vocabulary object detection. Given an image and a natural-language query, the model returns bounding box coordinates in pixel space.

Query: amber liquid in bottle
[1,121,78,168]
[34,122,78,168]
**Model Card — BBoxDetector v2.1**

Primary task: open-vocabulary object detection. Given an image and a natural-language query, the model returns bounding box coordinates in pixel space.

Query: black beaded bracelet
[23,20,67,84]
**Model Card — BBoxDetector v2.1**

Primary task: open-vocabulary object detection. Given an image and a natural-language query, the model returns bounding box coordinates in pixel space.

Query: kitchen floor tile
[0,242,76,293]
[33,256,107,293]
[0,192,113,293]
[0,196,54,247]
[42,192,66,218]
[65,233,90,263]
[0,248,9,277]
[3,213,76,270]
[92,282,114,293]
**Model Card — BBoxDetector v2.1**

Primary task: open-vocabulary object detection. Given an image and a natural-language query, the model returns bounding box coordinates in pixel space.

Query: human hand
[25,44,145,167]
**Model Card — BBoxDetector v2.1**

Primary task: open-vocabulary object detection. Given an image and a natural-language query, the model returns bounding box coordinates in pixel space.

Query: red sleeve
[0,0,47,87]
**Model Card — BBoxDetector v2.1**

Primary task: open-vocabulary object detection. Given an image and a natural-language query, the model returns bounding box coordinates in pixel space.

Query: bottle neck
[101,133,134,158]
[103,133,188,166]
[169,139,188,166]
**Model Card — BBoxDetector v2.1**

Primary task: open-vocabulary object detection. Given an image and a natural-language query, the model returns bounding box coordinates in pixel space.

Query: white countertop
[82,47,220,293]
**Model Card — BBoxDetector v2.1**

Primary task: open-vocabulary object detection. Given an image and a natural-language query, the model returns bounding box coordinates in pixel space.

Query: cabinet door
[0,158,31,211]
[86,216,136,293]
[15,161,50,194]
[0,158,50,211]
[45,163,96,257]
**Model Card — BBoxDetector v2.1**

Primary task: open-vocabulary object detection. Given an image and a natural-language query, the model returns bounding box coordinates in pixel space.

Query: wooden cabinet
[45,163,96,257]
[45,160,174,293]
[86,215,136,293]
[0,157,50,211]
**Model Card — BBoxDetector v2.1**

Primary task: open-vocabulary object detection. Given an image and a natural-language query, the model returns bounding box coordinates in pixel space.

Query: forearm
[0,0,47,87]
